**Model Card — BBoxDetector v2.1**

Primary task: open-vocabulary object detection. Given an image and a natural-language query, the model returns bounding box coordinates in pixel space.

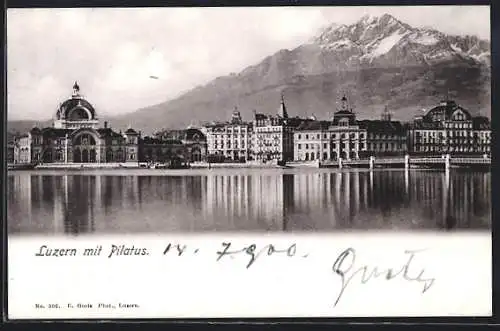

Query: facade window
[298,144,302,150]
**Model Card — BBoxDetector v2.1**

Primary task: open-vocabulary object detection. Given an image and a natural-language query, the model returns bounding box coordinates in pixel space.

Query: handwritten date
[216,242,298,268]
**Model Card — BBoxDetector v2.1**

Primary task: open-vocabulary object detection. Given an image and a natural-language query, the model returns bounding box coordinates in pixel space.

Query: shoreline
[8,160,490,171]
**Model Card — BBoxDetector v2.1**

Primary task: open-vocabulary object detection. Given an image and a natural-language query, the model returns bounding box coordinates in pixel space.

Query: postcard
[6,5,492,319]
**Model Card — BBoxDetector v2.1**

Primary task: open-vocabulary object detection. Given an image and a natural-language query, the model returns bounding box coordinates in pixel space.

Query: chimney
[104,121,108,128]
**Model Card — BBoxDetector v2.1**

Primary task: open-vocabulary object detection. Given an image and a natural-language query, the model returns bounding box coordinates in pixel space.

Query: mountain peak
[359,13,398,25]
[312,12,489,66]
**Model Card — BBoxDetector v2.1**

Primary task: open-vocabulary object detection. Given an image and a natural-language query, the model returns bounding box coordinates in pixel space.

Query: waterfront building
[139,136,185,163]
[253,95,302,162]
[358,107,408,157]
[14,82,140,164]
[7,139,15,164]
[152,127,207,162]
[407,99,491,155]
[203,108,254,162]
[294,95,367,161]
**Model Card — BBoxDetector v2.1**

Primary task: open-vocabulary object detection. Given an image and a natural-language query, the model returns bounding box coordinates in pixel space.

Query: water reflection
[7,169,491,235]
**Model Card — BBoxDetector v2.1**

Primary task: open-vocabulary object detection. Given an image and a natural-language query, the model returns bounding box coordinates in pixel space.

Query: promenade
[20,155,491,170]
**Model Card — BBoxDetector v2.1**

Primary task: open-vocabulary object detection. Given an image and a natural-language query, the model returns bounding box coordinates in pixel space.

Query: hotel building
[294,95,368,161]
[253,95,302,162]
[358,107,408,157]
[407,99,491,155]
[203,108,254,162]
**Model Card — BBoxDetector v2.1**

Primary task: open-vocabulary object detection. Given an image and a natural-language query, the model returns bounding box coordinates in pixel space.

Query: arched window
[90,150,97,163]
[106,149,114,162]
[69,107,90,120]
[82,150,89,163]
[73,148,81,162]
[116,150,124,162]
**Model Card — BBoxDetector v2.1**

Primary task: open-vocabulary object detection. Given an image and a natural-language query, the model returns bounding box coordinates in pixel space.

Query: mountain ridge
[8,13,491,135]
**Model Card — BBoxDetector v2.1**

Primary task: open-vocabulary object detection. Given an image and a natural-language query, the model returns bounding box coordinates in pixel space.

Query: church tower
[278,93,289,119]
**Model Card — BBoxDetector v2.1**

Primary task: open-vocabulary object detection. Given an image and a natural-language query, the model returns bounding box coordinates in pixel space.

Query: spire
[231,106,242,124]
[72,81,81,97]
[279,92,289,119]
[339,93,349,112]
[381,105,392,121]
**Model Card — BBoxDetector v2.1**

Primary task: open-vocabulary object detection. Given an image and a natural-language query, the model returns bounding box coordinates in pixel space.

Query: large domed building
[14,82,208,166]
[16,82,140,164]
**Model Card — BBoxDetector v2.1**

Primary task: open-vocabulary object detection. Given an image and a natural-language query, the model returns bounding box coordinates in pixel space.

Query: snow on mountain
[370,29,409,57]
[412,32,440,46]
[313,13,490,66]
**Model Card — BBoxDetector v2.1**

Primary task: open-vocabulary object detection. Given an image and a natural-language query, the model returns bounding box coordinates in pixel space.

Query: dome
[125,128,138,135]
[30,126,41,134]
[57,97,97,121]
[184,128,206,141]
[424,100,471,122]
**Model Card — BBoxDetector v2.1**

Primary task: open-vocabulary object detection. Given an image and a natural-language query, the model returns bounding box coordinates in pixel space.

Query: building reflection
[6,169,491,235]
[205,174,284,231]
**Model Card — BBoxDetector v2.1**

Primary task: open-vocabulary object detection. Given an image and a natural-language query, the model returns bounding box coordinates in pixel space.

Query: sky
[7,6,490,121]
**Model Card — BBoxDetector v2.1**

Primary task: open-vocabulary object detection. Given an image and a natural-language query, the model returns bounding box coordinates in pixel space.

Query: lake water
[7,168,491,235]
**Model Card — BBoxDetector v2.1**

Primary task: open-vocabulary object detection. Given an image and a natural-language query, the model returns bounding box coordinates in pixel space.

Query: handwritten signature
[332,248,435,307]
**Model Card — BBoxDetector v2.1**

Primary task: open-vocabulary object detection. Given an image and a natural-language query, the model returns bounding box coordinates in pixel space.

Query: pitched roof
[295,120,331,131]
[357,120,406,134]
[125,128,138,134]
[97,128,124,138]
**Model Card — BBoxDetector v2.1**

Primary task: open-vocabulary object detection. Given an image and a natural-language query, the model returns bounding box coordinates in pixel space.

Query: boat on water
[8,163,37,170]
[148,160,190,169]
[149,163,168,169]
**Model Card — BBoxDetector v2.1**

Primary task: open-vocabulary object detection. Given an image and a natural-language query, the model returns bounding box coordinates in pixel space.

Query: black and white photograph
[6,5,492,319]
